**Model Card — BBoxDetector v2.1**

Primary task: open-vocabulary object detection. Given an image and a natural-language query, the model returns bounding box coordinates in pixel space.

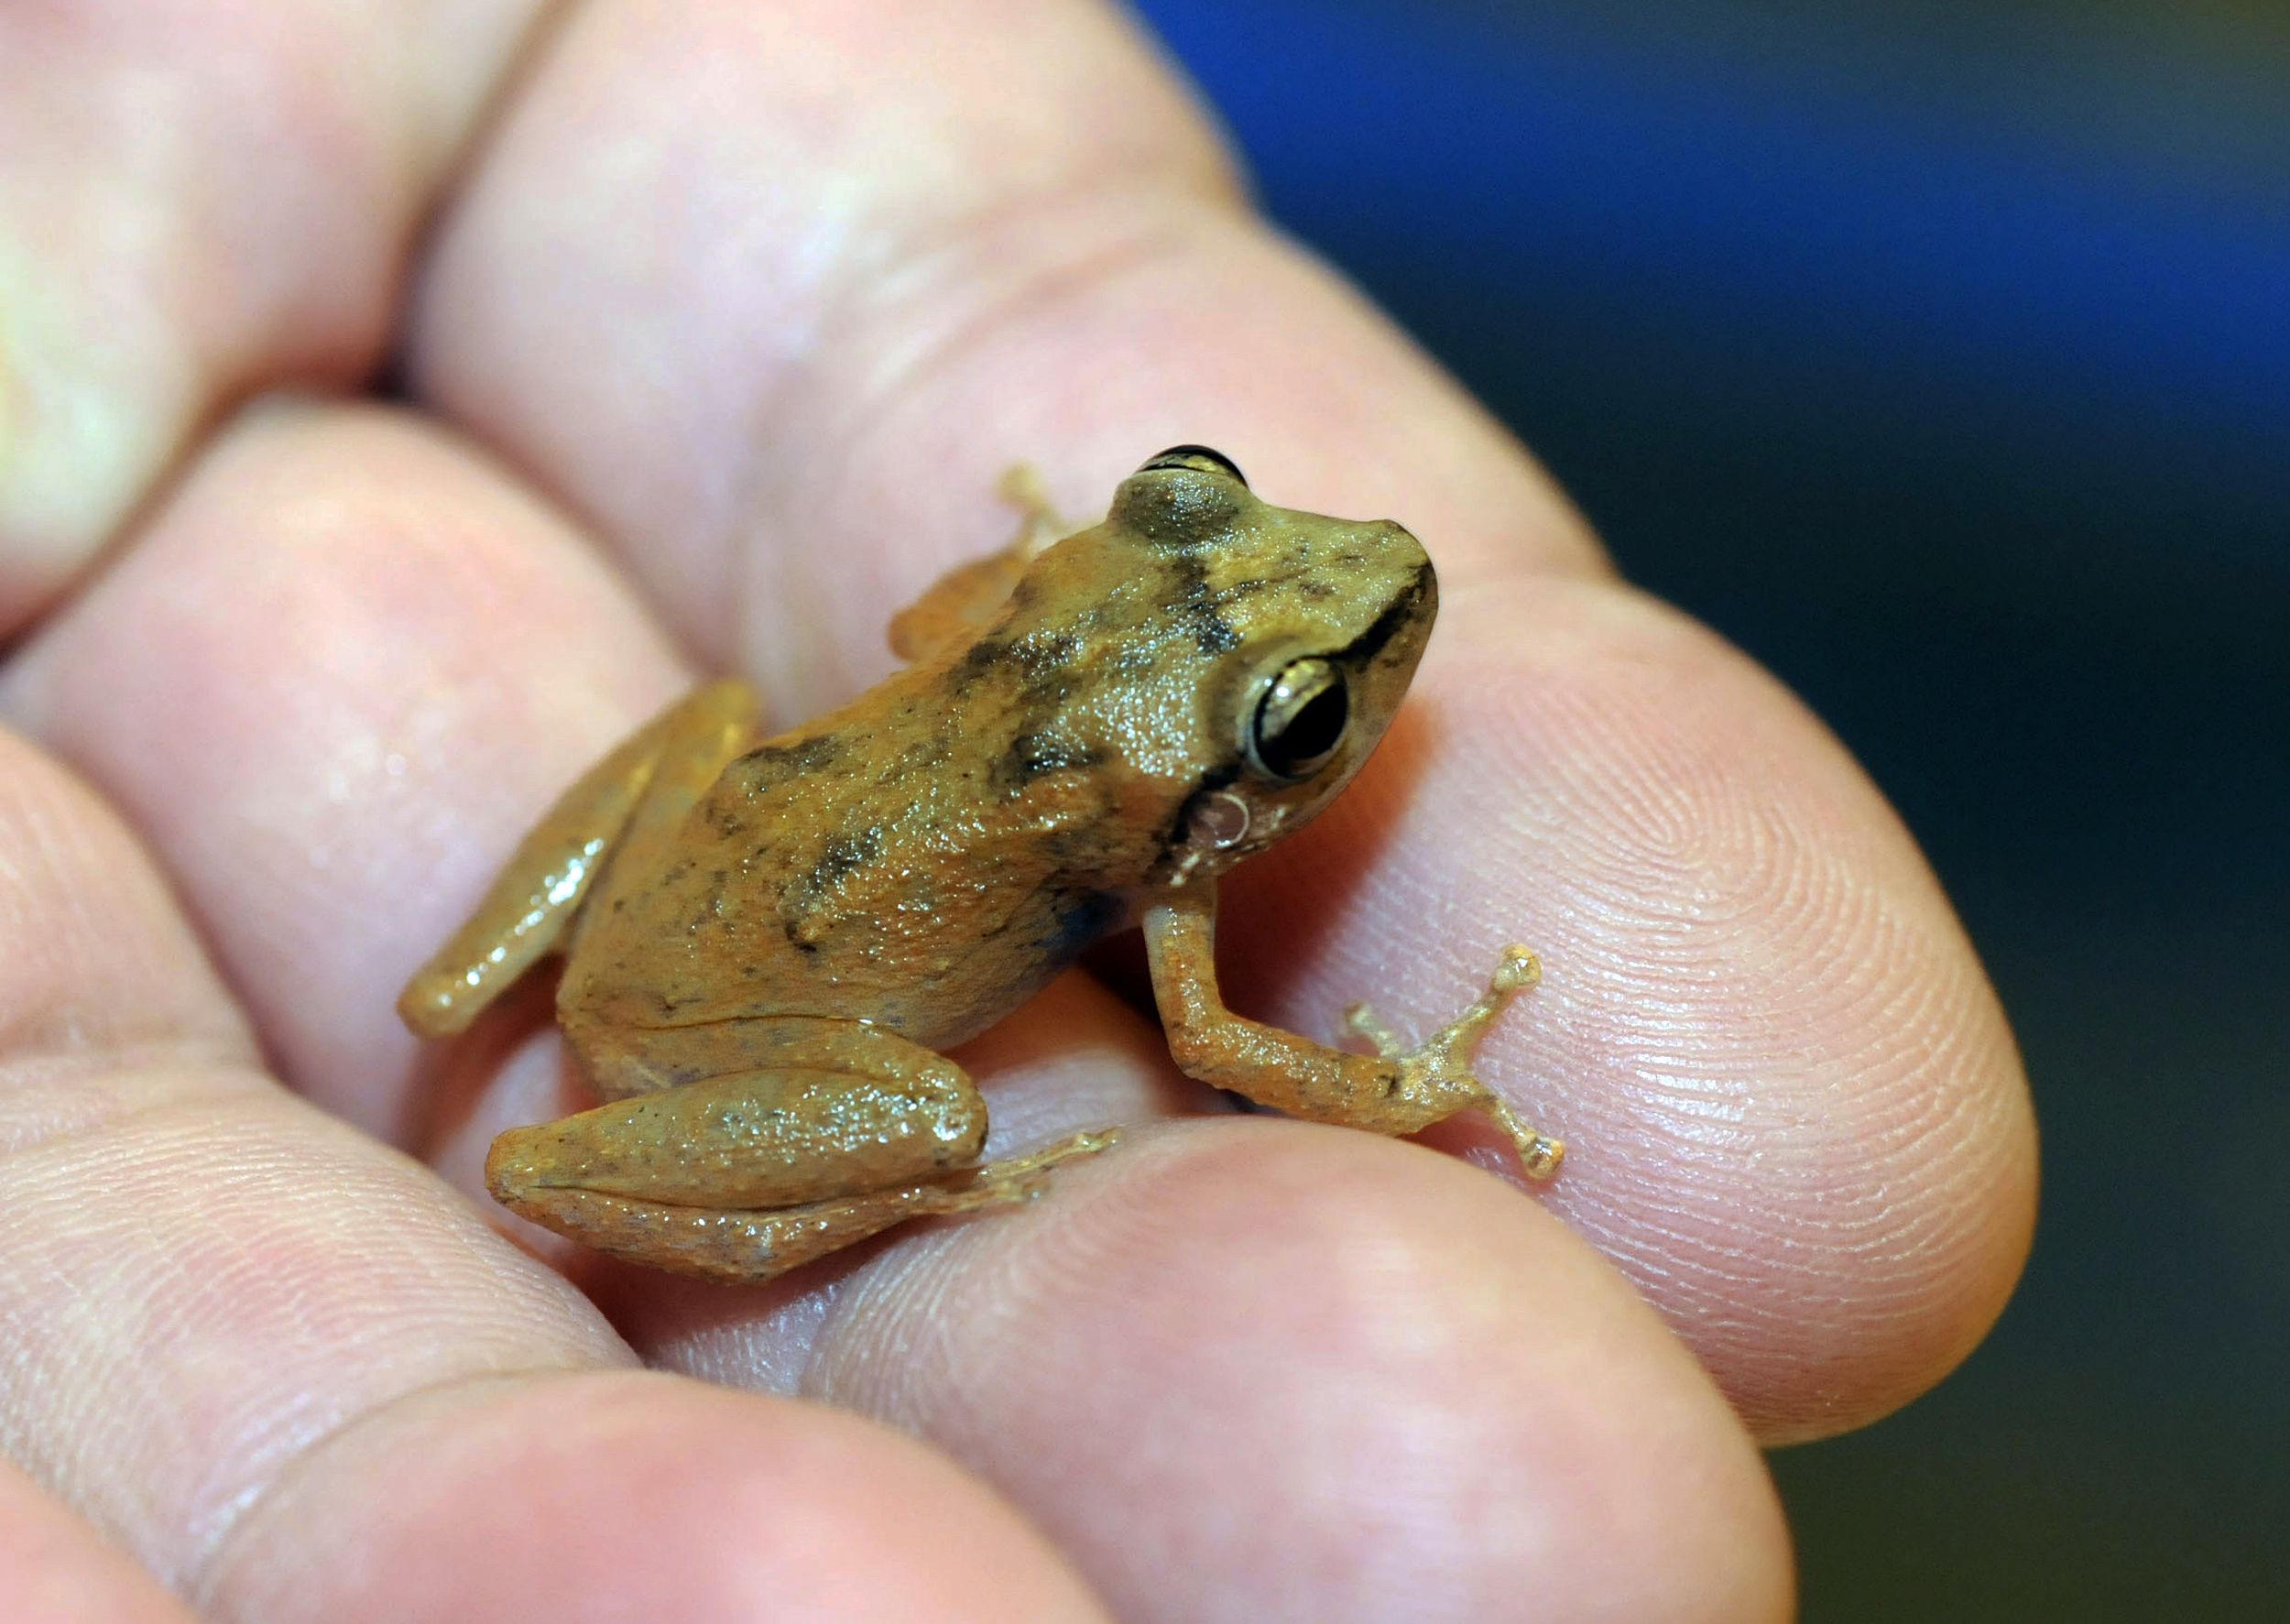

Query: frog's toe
[1480,1096,1565,1182]
[962,1127,1123,1188]
[1489,945,1543,996]
[1341,1001,1407,1059]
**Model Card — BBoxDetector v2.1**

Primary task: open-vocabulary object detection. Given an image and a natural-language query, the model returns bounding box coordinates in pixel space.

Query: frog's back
[555,498,1275,1045]
[556,684,1145,1050]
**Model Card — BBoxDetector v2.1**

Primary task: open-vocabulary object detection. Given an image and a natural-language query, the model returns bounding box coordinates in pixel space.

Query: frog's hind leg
[487,1015,1118,1281]
[496,1122,1118,1282]
[397,680,759,1037]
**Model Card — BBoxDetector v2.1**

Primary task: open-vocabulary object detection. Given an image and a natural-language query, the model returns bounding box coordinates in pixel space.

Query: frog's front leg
[888,464,1079,661]
[488,1016,1117,1281]
[1141,880,1564,1179]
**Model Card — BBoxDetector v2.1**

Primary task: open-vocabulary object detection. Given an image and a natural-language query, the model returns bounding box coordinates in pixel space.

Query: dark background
[1132,1,2288,1617]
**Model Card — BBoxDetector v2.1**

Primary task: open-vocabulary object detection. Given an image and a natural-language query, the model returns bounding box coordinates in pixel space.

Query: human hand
[0,5,2034,1619]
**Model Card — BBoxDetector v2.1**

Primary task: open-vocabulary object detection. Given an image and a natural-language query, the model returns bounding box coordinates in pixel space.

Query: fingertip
[4,398,690,1139]
[0,1459,201,1624]
[805,1119,1794,1624]
[1234,572,2040,1442]
[203,1369,1113,1624]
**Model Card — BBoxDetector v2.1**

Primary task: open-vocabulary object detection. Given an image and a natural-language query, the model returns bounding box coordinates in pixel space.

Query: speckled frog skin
[399,448,1559,1281]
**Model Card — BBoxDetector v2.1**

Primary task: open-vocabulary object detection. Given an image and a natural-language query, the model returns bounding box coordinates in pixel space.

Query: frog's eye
[1248,658,1349,781]
[1140,445,1249,486]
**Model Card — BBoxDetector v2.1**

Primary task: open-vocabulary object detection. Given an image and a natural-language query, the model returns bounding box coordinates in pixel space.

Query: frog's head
[1107,446,1437,882]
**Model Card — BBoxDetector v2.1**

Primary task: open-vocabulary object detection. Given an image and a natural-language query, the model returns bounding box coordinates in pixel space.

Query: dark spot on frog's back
[994,731,1102,794]
[775,824,886,953]
[1023,630,1081,670]
[948,632,1081,707]
[876,733,954,788]
[736,734,840,791]
[812,828,883,888]
[952,638,1008,682]
[963,628,1078,682]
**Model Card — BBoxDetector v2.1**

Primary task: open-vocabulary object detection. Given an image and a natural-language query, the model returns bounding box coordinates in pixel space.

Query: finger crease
[183,1364,608,1611]
[0,1049,267,1162]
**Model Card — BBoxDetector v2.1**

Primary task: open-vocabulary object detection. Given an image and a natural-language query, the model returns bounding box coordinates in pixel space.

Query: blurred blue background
[1131,1,2288,1616]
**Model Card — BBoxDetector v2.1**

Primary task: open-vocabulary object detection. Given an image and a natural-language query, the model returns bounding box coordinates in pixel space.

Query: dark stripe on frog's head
[1171,550,1241,655]
[1340,560,1435,667]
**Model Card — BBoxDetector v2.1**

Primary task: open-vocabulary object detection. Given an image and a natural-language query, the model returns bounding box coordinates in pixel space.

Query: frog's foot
[1343,946,1565,1181]
[494,1128,1122,1283]
[948,1125,1124,1199]
[888,464,1083,663]
[997,463,1076,555]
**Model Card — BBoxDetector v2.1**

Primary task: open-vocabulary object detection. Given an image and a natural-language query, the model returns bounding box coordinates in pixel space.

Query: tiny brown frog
[399,448,1560,1280]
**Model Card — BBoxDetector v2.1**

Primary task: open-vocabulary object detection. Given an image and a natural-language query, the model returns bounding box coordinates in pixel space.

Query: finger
[3,398,690,1139]
[408,0,1603,714]
[788,1119,1794,1624]
[1221,573,2039,1442]
[202,1374,1112,1624]
[0,1,547,624]
[0,1459,198,1624]
[402,0,2034,1437]
[0,728,1113,1621]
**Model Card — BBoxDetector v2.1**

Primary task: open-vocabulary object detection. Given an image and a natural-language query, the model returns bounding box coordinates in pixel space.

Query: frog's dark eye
[1140,445,1249,486]
[1248,658,1349,781]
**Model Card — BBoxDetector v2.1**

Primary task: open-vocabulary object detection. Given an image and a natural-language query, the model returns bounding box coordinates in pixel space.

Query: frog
[398,447,1562,1281]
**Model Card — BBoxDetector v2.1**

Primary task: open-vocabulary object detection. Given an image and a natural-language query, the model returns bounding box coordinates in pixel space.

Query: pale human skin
[0,5,2034,1623]
[399,449,1562,1280]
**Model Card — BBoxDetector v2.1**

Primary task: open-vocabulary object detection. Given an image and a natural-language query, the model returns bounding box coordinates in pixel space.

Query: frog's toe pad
[1517,1132,1565,1181]
[1489,946,1543,996]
